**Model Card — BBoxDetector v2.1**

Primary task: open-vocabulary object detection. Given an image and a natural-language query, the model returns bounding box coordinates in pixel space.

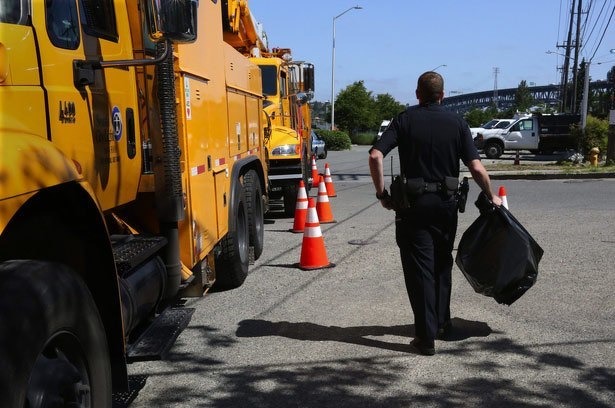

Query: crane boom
[222,0,269,56]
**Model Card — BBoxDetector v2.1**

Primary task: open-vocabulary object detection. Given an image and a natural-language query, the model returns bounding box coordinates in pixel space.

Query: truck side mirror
[145,0,198,43]
[302,64,315,93]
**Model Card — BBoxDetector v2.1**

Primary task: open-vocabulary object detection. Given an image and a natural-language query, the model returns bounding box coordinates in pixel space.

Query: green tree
[514,80,534,112]
[373,93,405,128]
[464,108,492,127]
[334,81,376,136]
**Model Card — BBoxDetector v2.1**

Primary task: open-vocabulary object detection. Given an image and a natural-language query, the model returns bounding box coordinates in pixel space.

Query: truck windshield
[495,121,512,129]
[482,120,499,129]
[259,65,278,96]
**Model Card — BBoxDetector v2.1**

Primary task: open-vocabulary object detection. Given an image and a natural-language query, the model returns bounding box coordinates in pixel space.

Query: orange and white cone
[323,163,337,197]
[498,186,509,210]
[299,198,333,270]
[316,175,335,223]
[290,180,309,233]
[310,155,319,187]
[514,150,520,165]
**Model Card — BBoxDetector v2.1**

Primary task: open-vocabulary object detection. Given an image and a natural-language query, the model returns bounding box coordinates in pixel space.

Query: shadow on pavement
[235,318,494,353]
[133,323,615,408]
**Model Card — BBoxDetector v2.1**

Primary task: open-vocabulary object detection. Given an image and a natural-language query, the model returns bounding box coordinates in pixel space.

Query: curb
[485,172,615,180]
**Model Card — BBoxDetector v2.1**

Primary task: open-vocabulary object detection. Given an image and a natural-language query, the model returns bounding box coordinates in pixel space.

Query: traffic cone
[299,198,334,270]
[323,163,337,197]
[498,185,509,209]
[310,155,319,187]
[316,175,335,223]
[290,180,309,233]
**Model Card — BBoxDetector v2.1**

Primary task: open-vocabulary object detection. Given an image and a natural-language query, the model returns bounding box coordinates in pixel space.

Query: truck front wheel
[0,260,112,408]
[484,141,503,159]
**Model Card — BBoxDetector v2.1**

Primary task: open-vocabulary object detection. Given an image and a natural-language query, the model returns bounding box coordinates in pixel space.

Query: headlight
[271,144,301,156]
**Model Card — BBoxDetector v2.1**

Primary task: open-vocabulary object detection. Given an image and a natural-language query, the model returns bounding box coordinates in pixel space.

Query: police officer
[368,71,502,355]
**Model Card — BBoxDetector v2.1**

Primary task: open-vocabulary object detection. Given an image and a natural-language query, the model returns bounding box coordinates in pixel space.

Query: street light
[431,64,447,71]
[331,5,362,131]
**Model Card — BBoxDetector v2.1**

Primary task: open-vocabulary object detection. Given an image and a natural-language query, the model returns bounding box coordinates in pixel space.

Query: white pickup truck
[475,114,580,159]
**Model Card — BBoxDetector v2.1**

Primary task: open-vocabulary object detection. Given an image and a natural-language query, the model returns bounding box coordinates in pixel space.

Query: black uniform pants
[395,194,458,343]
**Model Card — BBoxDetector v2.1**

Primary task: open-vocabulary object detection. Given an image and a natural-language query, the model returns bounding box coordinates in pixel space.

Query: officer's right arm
[467,159,502,206]
[369,148,386,196]
[369,148,393,209]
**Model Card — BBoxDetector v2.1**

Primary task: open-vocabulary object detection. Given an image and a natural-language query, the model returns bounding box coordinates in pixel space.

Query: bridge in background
[442,80,612,114]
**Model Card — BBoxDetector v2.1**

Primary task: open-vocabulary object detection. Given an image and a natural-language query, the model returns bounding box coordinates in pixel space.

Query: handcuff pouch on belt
[390,176,460,210]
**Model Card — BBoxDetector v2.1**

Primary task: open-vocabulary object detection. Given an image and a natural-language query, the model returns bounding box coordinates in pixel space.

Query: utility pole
[493,67,500,110]
[608,109,615,165]
[558,0,576,112]
[571,0,583,113]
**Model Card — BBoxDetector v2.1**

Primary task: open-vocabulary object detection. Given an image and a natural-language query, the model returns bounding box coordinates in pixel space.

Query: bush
[570,115,609,154]
[314,130,352,151]
[351,132,377,145]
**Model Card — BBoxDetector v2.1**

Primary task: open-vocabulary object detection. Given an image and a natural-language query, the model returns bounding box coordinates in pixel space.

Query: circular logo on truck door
[112,106,123,141]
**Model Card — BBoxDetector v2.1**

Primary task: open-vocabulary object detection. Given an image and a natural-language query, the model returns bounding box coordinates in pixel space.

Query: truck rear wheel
[484,141,503,159]
[214,180,249,289]
[0,260,112,408]
[244,170,264,260]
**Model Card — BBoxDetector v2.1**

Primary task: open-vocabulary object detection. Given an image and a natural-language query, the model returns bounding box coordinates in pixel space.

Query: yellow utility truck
[0,0,268,405]
[222,0,316,215]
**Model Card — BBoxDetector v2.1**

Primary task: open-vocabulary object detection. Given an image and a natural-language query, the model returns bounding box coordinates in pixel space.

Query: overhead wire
[582,0,608,56]
[589,1,615,61]
[579,0,594,44]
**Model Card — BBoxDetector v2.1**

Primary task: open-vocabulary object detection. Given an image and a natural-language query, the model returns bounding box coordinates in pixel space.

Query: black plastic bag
[455,192,543,305]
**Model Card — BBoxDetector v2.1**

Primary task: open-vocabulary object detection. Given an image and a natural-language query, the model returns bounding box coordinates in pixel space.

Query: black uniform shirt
[372,103,479,183]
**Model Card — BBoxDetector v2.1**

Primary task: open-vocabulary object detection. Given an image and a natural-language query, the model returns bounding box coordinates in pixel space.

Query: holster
[456,177,469,213]
[390,177,426,210]
[390,175,412,210]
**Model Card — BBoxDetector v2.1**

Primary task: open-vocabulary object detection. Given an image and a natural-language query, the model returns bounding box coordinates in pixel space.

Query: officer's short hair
[417,71,444,103]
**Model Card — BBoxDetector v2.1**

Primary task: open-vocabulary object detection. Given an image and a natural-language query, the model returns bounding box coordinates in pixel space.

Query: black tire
[283,184,298,217]
[303,151,312,189]
[320,147,327,160]
[0,260,112,408]
[484,141,503,159]
[214,180,250,289]
[244,170,264,260]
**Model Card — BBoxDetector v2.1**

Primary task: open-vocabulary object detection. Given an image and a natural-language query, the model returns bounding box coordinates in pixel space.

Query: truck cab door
[34,0,141,210]
[505,118,537,150]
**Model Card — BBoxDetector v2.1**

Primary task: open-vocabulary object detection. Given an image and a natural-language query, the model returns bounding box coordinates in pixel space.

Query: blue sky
[249,0,615,106]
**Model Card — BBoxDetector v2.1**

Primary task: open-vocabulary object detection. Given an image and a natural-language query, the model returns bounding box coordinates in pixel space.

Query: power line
[579,0,593,45]
[582,0,610,56]
[589,1,615,60]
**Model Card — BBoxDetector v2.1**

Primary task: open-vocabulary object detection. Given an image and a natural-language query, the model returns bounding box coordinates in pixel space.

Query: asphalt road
[123,146,615,408]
